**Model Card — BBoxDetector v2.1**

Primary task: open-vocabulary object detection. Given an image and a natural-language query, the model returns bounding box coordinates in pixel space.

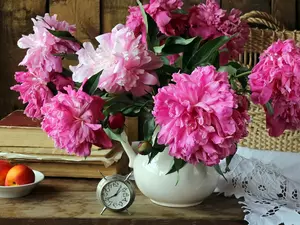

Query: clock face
[101,180,132,210]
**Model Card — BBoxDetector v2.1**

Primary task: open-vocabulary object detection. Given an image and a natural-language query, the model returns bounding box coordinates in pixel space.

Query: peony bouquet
[11,0,300,175]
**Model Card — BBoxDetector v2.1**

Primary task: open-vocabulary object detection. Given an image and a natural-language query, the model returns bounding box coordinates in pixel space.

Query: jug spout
[119,131,137,168]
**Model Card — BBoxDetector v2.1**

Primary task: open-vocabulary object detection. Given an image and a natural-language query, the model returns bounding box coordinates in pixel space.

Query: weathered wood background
[0,0,299,119]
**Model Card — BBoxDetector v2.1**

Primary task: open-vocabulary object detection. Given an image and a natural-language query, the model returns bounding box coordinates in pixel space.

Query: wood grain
[222,0,272,14]
[50,0,101,43]
[184,0,220,9]
[101,0,136,33]
[125,117,139,143]
[0,178,246,225]
[272,0,296,29]
[297,0,300,29]
[0,0,46,119]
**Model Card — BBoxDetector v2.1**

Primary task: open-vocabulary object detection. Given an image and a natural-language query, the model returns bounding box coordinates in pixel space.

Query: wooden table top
[0,178,246,225]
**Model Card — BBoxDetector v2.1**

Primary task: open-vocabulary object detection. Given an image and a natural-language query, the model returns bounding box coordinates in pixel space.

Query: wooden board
[125,117,139,143]
[49,0,101,43]
[101,0,137,33]
[0,178,246,225]
[272,0,296,30]
[222,0,272,14]
[297,0,300,30]
[0,0,46,119]
[184,0,220,9]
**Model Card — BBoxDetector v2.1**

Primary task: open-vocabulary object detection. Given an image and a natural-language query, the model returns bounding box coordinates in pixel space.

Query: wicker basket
[237,11,300,152]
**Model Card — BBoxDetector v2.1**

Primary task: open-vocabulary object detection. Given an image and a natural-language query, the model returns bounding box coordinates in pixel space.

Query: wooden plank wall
[0,0,299,119]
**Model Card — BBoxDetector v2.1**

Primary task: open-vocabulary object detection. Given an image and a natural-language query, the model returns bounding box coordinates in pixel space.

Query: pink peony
[41,86,112,157]
[69,42,103,83]
[33,14,76,33]
[265,97,300,137]
[167,54,180,65]
[188,0,249,63]
[165,13,188,37]
[147,0,185,36]
[18,14,80,73]
[126,0,186,41]
[153,66,249,166]
[126,5,148,43]
[11,70,53,119]
[50,73,74,91]
[70,24,162,96]
[147,0,183,11]
[189,0,225,39]
[249,39,300,136]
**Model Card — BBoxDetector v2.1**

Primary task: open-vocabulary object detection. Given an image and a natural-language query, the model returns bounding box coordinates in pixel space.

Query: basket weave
[237,11,300,152]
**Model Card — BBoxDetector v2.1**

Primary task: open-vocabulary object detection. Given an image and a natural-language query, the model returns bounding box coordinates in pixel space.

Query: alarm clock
[96,172,135,215]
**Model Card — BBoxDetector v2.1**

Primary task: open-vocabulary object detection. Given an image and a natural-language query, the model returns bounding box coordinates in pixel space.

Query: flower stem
[236,71,251,78]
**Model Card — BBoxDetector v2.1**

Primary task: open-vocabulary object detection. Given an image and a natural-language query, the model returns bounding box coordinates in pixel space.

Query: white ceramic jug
[119,132,219,207]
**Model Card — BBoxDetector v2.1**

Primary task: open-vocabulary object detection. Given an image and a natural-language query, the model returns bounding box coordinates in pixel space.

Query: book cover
[0,111,130,178]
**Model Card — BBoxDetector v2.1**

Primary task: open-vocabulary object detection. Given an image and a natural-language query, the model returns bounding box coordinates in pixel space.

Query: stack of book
[0,110,130,178]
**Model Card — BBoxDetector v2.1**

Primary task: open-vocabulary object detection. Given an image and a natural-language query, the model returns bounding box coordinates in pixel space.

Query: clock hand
[113,186,122,197]
[115,186,123,196]
[105,186,122,200]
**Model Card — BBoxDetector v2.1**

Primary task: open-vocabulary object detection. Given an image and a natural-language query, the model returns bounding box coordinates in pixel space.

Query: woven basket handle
[241,10,284,30]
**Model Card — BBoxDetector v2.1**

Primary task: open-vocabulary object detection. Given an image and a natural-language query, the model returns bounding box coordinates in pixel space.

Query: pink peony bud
[108,112,125,129]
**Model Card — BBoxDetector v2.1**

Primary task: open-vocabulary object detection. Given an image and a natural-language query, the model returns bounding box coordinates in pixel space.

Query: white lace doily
[216,153,300,225]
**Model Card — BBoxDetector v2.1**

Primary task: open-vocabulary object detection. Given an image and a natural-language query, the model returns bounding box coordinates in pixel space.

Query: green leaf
[214,164,227,181]
[186,36,231,70]
[207,51,220,68]
[225,155,234,173]
[147,139,165,164]
[82,71,102,95]
[218,65,237,75]
[236,68,251,90]
[91,88,107,97]
[154,36,197,55]
[53,53,78,60]
[47,29,78,42]
[227,62,243,69]
[237,75,248,90]
[47,82,58,96]
[156,65,179,87]
[61,68,73,77]
[104,128,123,142]
[174,55,183,68]
[152,142,165,151]
[148,151,160,164]
[137,0,159,50]
[148,144,164,158]
[173,8,188,14]
[222,63,250,91]
[182,37,202,68]
[121,102,149,117]
[229,78,238,91]
[74,82,81,89]
[160,65,180,74]
[160,56,170,65]
[47,29,73,38]
[122,105,138,115]
[265,101,274,115]
[227,62,251,75]
[104,95,151,117]
[143,116,155,141]
[137,0,148,33]
[166,158,187,175]
[104,102,128,116]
